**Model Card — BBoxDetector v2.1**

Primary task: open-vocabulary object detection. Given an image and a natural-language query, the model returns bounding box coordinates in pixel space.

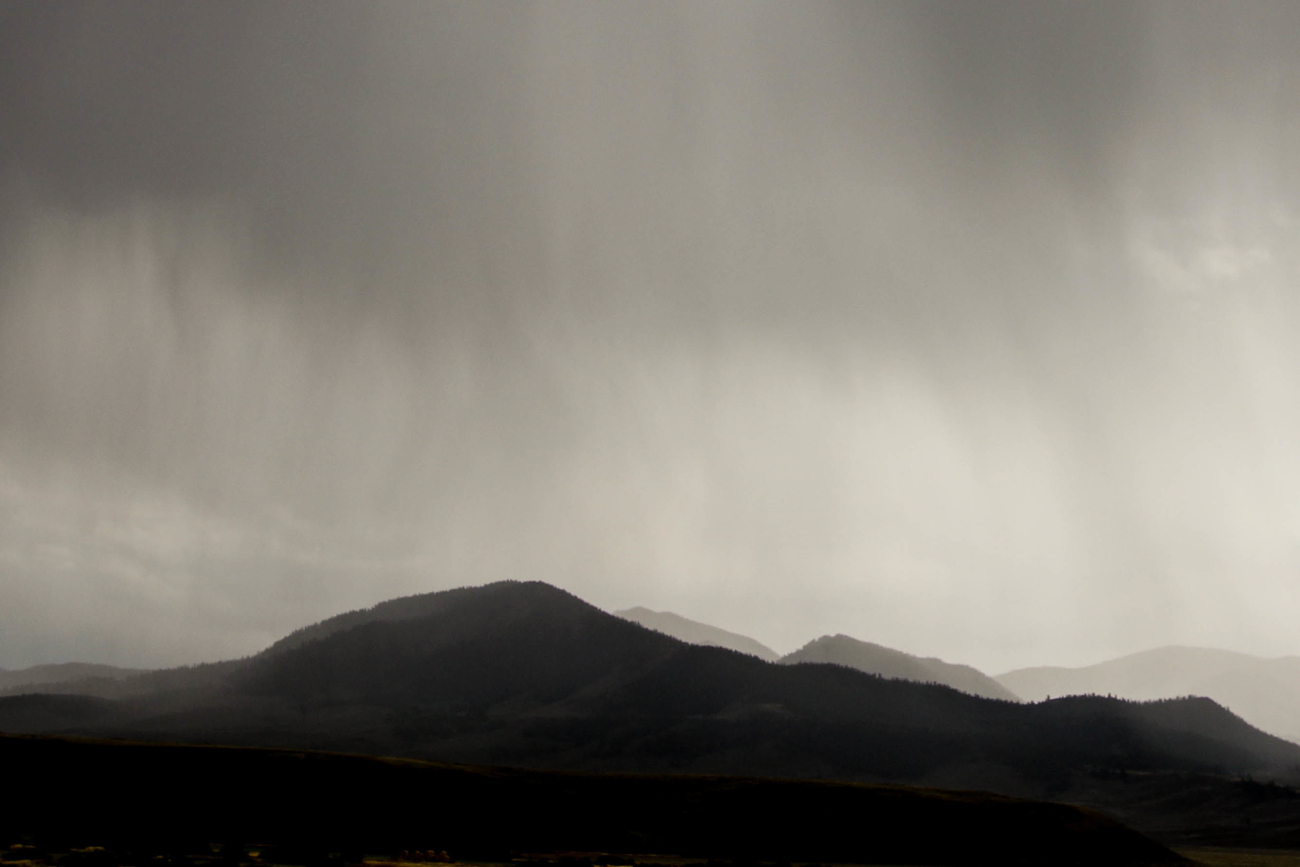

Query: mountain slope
[5,580,1298,800]
[997,646,1300,745]
[782,634,1019,701]
[614,607,780,661]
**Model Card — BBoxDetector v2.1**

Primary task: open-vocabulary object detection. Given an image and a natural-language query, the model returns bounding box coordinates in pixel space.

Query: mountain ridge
[3,580,1298,800]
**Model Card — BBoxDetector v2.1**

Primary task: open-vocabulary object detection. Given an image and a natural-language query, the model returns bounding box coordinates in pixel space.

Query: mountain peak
[262,580,588,656]
[6,580,1300,815]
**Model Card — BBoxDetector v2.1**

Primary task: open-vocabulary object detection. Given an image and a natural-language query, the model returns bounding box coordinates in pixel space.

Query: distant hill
[0,662,148,693]
[996,646,1300,744]
[4,580,1299,804]
[615,606,780,661]
[0,660,241,701]
[781,634,1019,702]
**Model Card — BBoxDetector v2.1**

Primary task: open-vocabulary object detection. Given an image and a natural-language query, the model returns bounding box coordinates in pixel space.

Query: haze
[2,1,1299,673]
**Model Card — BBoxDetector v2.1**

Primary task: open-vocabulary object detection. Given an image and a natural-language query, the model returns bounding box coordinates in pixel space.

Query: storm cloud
[2,1,1300,671]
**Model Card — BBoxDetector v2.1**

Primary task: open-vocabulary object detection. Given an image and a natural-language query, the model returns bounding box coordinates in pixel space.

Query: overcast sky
[3,1,1300,673]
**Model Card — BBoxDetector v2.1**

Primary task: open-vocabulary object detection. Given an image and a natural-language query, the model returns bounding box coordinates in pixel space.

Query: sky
[2,1,1300,674]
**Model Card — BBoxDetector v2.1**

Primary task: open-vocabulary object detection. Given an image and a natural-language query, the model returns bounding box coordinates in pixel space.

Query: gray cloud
[3,1,1300,672]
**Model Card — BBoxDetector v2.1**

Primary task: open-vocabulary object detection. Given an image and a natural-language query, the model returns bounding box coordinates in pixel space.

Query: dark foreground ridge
[0,734,1185,867]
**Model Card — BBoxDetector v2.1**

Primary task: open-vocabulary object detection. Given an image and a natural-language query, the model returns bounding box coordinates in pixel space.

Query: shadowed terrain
[1061,769,1300,851]
[0,733,1187,867]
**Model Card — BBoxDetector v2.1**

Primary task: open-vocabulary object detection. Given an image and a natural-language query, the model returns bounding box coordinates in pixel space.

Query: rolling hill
[781,633,1019,701]
[614,606,780,660]
[2,580,1298,803]
[997,646,1300,745]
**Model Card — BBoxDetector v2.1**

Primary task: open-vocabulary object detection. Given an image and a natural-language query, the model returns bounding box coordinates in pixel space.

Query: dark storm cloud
[2,1,1300,670]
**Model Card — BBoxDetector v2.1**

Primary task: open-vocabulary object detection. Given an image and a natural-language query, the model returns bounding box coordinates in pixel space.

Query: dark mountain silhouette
[614,606,780,661]
[997,645,1300,745]
[781,633,1019,701]
[0,662,149,693]
[3,580,1298,807]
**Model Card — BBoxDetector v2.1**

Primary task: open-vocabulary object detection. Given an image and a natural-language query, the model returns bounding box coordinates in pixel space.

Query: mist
[2,1,1300,672]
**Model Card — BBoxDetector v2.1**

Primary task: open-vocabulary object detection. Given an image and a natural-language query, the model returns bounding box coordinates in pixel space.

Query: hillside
[614,606,780,661]
[782,633,1019,701]
[997,646,1300,745]
[0,734,1186,866]
[3,581,1299,802]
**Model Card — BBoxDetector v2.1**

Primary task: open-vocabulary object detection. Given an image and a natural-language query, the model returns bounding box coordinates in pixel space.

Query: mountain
[0,662,149,693]
[996,646,1300,745]
[781,634,1019,702]
[4,580,1299,805]
[614,606,780,661]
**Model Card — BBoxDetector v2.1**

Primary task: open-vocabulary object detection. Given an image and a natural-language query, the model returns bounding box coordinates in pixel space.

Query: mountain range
[615,607,1300,744]
[9,590,1299,757]
[6,580,1300,851]
[616,606,1016,700]
[3,581,1297,788]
